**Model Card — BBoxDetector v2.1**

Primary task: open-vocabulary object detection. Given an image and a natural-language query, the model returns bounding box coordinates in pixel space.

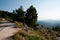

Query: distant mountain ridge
[37,20,60,28]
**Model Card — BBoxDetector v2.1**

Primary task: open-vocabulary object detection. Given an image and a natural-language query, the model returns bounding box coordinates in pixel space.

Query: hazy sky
[0,0,60,20]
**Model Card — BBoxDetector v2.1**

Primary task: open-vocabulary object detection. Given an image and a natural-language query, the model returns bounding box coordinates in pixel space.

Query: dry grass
[11,21,56,40]
[15,21,23,28]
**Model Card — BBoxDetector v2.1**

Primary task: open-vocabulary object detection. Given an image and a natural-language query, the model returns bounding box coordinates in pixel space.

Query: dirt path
[0,21,19,40]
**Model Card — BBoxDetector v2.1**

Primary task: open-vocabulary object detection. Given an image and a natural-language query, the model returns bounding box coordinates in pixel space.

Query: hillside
[8,21,60,40]
[0,7,60,40]
[0,19,60,40]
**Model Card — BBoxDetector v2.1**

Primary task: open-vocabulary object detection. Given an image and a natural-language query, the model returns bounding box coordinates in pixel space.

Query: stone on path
[56,37,60,40]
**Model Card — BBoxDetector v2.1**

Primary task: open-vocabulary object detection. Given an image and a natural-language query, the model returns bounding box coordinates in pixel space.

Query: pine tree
[25,5,38,28]
[15,6,25,23]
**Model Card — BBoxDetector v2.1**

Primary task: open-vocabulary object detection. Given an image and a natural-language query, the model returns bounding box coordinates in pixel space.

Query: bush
[11,30,41,40]
[15,21,23,28]
[25,35,40,40]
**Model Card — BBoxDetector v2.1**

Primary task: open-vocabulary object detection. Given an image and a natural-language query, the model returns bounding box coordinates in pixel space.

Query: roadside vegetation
[9,21,56,40]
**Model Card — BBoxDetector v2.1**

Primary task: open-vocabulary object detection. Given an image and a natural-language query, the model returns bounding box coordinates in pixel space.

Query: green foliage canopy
[25,5,38,28]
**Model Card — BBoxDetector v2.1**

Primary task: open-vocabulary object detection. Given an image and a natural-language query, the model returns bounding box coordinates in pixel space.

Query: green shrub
[25,35,40,40]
